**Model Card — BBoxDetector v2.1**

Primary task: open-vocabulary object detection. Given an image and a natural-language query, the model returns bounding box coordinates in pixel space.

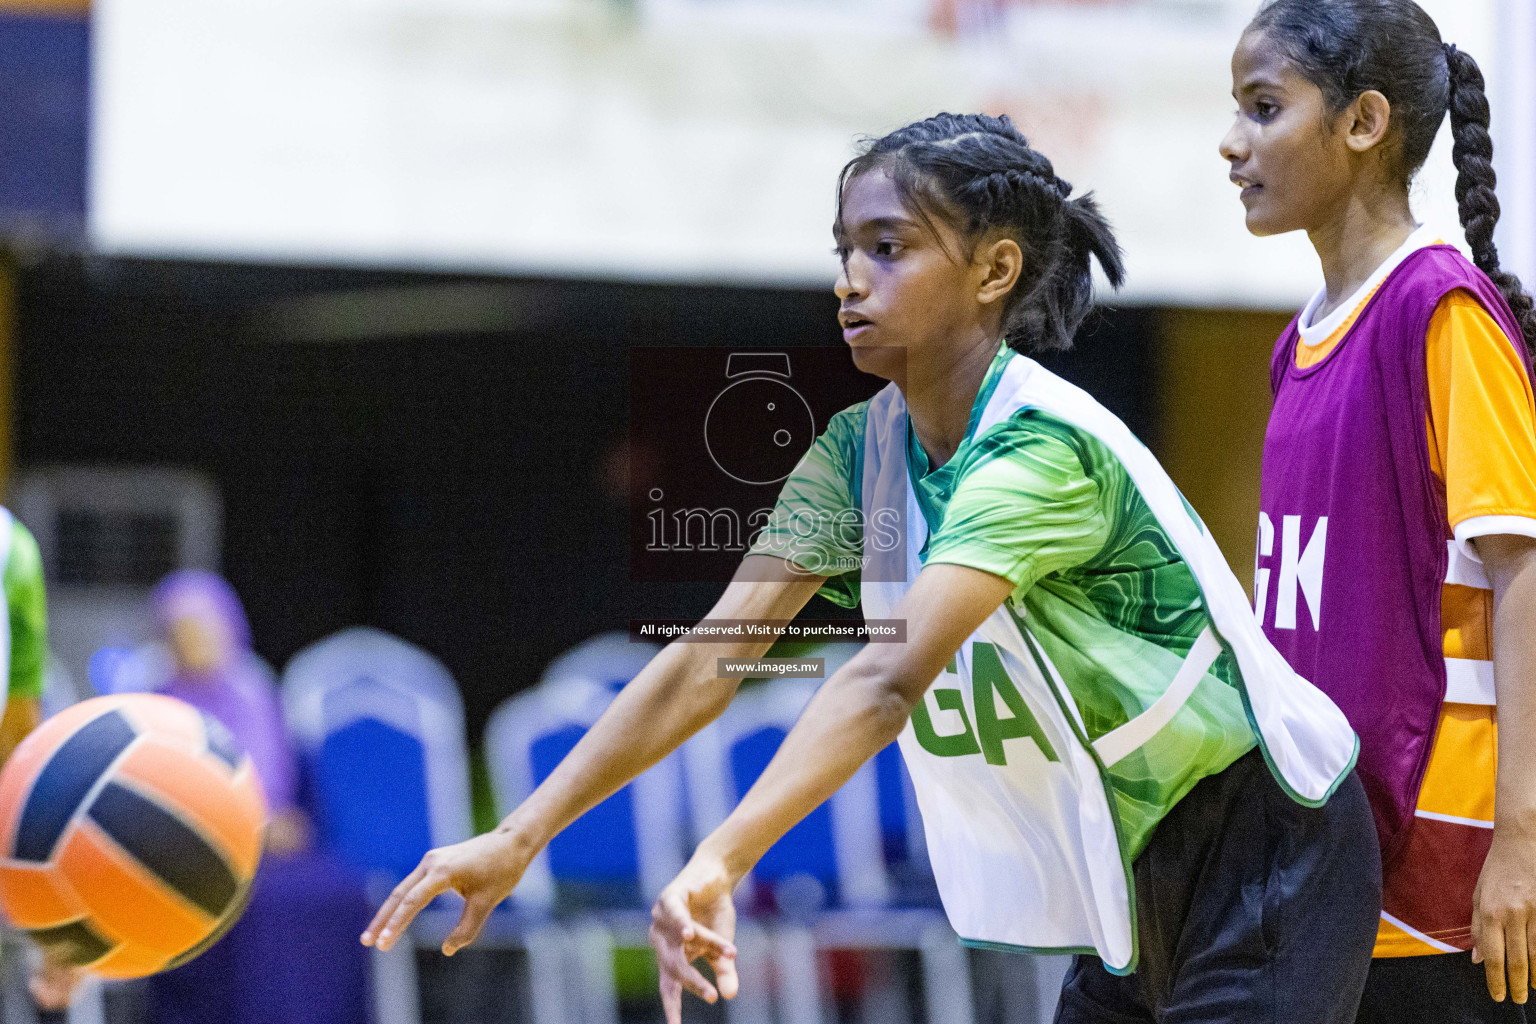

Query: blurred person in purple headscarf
[152,570,308,854]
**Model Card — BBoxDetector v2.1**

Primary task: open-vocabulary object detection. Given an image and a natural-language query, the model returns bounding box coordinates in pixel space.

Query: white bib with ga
[858,356,1357,972]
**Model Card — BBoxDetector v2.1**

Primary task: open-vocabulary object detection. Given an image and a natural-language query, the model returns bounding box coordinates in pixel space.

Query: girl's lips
[843,324,874,343]
[1241,184,1263,203]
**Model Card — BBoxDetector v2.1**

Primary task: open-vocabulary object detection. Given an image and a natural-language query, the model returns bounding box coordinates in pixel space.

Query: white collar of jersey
[1297,223,1442,347]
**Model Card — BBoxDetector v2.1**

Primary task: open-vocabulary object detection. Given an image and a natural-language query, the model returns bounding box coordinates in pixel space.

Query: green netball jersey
[5,518,47,702]
[751,344,1255,857]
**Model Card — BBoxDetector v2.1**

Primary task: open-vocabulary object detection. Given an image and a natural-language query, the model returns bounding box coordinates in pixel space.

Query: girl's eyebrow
[1238,74,1286,95]
[848,215,918,234]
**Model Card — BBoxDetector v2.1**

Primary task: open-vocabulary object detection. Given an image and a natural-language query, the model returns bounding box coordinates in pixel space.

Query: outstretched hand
[649,853,740,1024]
[1472,823,1536,1003]
[361,829,533,956]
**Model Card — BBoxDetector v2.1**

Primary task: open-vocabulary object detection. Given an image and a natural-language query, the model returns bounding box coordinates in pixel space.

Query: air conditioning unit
[11,466,222,691]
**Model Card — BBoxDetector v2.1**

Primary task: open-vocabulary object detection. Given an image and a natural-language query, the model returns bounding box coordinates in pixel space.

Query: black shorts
[1356,951,1530,1024]
[1054,749,1381,1024]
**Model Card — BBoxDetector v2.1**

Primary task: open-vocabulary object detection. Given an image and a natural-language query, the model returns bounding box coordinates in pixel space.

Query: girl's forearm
[700,655,914,881]
[694,563,1015,881]
[1484,536,1536,832]
[501,564,827,851]
[498,640,757,847]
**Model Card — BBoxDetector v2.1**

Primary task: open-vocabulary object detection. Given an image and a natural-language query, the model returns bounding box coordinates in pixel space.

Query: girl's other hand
[1471,819,1536,1003]
[649,853,740,1024]
[1474,533,1536,1003]
[361,829,534,955]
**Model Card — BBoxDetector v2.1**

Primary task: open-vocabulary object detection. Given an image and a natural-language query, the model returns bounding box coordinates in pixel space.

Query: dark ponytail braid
[1250,0,1536,357]
[1444,45,1536,354]
[836,113,1125,353]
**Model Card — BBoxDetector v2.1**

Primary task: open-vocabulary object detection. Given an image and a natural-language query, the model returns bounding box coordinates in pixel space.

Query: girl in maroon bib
[1223,2,1536,1020]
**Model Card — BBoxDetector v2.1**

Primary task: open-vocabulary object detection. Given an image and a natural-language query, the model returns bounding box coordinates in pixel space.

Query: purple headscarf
[153,570,298,814]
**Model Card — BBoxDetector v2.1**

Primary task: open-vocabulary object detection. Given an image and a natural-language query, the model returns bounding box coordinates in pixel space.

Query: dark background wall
[14,255,1156,738]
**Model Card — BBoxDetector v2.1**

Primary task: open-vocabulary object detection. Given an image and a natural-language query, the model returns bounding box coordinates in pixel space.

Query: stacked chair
[484,673,685,1024]
[683,657,971,1024]
[275,628,1016,1024]
[281,627,477,1024]
[485,639,970,1024]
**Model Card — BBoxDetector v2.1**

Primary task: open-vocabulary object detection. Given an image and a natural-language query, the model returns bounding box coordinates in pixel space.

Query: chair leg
[525,924,571,1024]
[64,977,105,1024]
[371,939,422,1024]
[2,937,38,1024]
[566,920,619,1024]
[861,953,913,1024]
[770,925,822,1024]
[919,923,975,1024]
[1032,955,1072,1024]
[725,920,773,1024]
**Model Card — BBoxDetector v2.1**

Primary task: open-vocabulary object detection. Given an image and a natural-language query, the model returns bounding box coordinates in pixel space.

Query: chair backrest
[539,631,660,693]
[684,673,890,910]
[282,626,472,879]
[87,642,171,696]
[872,741,937,904]
[484,675,684,910]
[797,644,930,884]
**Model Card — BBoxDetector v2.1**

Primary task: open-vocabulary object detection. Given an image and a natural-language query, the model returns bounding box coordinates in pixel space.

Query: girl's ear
[1343,89,1393,154]
[976,236,1024,307]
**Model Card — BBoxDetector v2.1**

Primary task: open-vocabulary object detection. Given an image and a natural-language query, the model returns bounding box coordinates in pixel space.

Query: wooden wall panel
[1154,308,1294,594]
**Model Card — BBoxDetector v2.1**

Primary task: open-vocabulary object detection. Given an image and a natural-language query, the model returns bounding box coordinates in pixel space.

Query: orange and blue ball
[0,694,267,977]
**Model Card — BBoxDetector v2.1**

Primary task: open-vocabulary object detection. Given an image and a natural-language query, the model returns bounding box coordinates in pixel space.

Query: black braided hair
[1443,46,1536,353]
[836,113,1125,353]
[1249,0,1536,356]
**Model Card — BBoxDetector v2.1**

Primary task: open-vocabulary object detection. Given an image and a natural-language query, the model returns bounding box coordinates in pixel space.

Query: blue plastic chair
[484,674,689,1024]
[538,630,660,694]
[87,642,173,696]
[484,674,685,911]
[281,627,472,880]
[873,742,937,905]
[684,675,890,911]
[684,672,970,1024]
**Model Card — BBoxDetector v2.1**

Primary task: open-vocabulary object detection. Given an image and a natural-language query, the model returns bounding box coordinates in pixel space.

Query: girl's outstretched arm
[1472,533,1536,1004]
[649,562,1014,1023]
[362,554,827,955]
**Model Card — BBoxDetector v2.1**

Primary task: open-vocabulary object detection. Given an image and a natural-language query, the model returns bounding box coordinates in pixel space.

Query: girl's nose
[835,258,864,302]
[1219,120,1249,164]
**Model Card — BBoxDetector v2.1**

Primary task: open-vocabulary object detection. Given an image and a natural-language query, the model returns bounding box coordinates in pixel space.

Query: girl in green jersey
[365,114,1380,1024]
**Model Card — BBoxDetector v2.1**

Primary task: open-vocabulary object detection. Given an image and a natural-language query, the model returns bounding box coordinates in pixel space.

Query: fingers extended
[650,923,719,1005]
[362,863,429,946]
[711,952,740,1000]
[378,872,451,951]
[443,895,498,956]
[1484,920,1509,1002]
[1509,915,1532,1005]
[660,974,683,1024]
[1527,918,1536,998]
[682,922,737,962]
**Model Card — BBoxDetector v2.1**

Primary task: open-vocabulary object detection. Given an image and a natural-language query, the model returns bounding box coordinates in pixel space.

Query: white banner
[92,0,1512,307]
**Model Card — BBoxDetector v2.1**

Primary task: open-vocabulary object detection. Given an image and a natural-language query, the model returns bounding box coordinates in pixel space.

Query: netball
[0,694,266,978]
